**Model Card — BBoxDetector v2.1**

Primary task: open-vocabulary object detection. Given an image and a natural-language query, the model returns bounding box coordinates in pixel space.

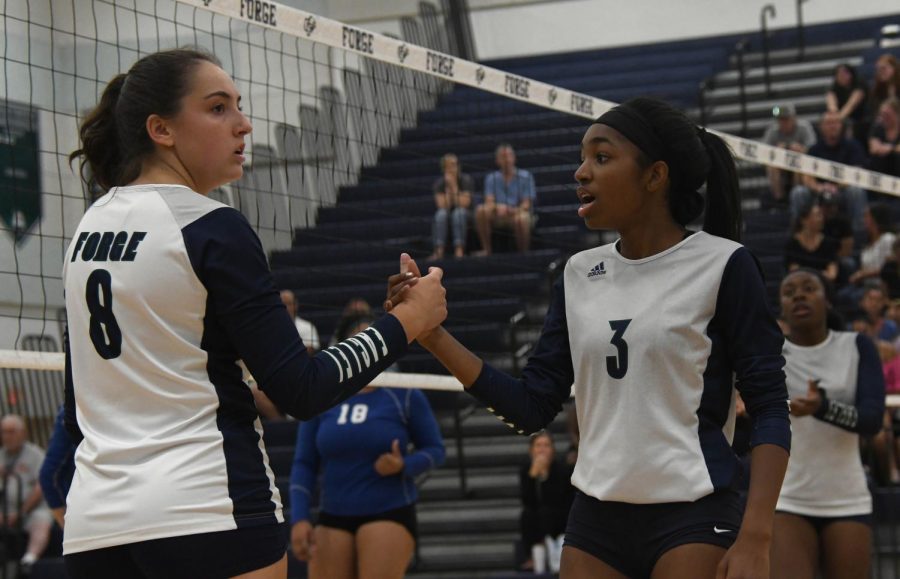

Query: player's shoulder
[151,185,236,230]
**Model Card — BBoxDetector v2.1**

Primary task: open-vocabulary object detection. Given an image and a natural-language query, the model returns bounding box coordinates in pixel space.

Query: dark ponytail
[697,129,741,242]
[69,48,220,195]
[599,97,743,242]
[70,74,127,194]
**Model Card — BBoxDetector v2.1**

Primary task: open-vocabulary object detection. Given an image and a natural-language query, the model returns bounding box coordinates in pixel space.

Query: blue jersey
[38,406,76,510]
[290,388,445,522]
[469,232,790,504]
[63,185,408,553]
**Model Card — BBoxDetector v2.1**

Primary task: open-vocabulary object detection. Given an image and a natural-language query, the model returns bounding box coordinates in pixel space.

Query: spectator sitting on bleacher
[784,201,839,284]
[859,284,900,343]
[429,153,474,260]
[0,415,52,571]
[868,97,900,178]
[827,63,869,145]
[475,143,536,255]
[763,103,817,207]
[870,54,900,114]
[821,192,856,285]
[848,205,897,290]
[280,289,321,355]
[519,431,573,575]
[789,111,868,239]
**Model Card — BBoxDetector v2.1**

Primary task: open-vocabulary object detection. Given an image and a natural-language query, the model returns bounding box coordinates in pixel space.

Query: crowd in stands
[767,51,900,490]
[429,143,537,259]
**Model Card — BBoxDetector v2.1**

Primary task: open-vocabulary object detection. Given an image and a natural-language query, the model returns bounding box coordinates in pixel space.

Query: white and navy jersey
[469,232,790,504]
[62,185,407,554]
[778,331,884,517]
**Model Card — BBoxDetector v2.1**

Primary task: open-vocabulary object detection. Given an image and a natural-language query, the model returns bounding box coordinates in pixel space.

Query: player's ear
[146,114,175,148]
[644,160,669,194]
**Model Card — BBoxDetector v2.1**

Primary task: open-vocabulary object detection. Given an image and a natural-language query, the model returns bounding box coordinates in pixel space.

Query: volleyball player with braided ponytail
[387,97,790,578]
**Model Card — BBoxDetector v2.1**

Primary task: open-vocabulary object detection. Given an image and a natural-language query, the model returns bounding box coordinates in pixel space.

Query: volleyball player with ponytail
[63,49,446,578]
[387,97,790,578]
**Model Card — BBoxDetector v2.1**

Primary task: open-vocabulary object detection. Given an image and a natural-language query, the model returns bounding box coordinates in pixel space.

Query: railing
[735,38,750,137]
[796,0,810,60]
[760,4,776,97]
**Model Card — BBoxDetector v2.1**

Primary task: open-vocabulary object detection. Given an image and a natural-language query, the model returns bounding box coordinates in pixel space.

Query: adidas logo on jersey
[587,262,606,279]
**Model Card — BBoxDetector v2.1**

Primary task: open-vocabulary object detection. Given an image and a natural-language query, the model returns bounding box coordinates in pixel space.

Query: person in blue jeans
[289,315,445,579]
[475,144,536,255]
[430,153,474,260]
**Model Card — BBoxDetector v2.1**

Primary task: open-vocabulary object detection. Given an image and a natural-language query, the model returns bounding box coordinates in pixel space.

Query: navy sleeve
[466,275,574,435]
[289,418,320,523]
[63,329,83,443]
[38,406,76,510]
[402,389,446,478]
[716,248,791,452]
[813,334,885,436]
[182,208,409,421]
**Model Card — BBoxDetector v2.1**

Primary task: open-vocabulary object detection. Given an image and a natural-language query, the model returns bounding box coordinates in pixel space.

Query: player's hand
[387,255,447,342]
[291,520,316,561]
[375,439,405,476]
[716,535,771,579]
[51,507,66,529]
[789,379,822,417]
[384,253,420,313]
[716,532,770,579]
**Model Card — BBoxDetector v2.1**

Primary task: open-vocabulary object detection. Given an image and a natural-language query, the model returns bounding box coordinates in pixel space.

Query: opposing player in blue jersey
[289,315,445,579]
[63,49,446,579]
[388,97,791,579]
[772,269,884,579]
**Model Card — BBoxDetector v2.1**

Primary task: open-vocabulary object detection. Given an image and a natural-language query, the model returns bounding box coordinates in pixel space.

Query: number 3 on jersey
[85,269,122,359]
[606,319,632,379]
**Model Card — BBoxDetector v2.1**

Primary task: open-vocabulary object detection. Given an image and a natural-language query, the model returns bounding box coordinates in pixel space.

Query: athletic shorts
[64,523,287,579]
[317,503,417,540]
[564,489,743,578]
[776,510,872,532]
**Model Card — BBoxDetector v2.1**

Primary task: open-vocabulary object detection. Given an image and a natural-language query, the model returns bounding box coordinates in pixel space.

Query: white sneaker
[531,543,547,574]
[545,535,562,573]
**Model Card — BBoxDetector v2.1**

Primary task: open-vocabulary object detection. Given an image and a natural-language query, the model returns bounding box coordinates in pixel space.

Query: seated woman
[869,98,900,178]
[519,431,574,574]
[430,153,474,260]
[784,202,839,284]
[773,269,885,579]
[826,63,868,144]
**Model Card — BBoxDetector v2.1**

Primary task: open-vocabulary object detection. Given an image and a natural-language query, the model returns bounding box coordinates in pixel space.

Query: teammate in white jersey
[387,98,791,579]
[63,49,446,579]
[772,269,884,579]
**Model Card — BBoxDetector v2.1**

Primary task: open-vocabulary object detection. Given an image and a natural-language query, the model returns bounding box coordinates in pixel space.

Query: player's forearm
[739,443,789,541]
[419,326,484,387]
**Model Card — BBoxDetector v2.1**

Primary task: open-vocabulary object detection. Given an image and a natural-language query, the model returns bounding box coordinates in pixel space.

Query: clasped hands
[384,253,446,347]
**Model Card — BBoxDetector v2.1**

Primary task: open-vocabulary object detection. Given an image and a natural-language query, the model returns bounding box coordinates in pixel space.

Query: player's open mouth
[791,304,811,317]
[577,187,596,217]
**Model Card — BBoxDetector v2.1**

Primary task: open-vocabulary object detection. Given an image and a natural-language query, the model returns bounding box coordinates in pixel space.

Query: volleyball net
[1,0,899,439]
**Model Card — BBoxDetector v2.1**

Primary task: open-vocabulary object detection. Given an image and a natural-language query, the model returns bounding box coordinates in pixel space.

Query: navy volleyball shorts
[317,503,418,540]
[64,522,287,579]
[564,489,743,578]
